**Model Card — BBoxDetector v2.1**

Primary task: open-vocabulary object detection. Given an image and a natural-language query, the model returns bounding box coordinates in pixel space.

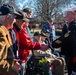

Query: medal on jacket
[55,40,62,44]
[64,33,69,37]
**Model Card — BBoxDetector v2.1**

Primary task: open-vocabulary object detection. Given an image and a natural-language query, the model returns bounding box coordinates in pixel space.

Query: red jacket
[13,23,41,62]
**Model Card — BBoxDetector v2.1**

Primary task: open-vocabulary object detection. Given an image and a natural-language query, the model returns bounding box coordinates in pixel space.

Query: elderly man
[22,8,32,39]
[68,6,76,75]
[0,4,21,75]
[52,6,76,75]
[13,11,49,75]
[33,31,64,75]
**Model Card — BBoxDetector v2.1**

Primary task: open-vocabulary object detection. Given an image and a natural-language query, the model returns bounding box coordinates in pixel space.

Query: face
[45,33,50,38]
[10,14,16,25]
[41,36,46,41]
[6,13,16,28]
[24,21,29,26]
[66,11,74,23]
[27,12,32,18]
[34,35,41,42]
[16,19,25,28]
[73,10,76,20]
[48,20,53,25]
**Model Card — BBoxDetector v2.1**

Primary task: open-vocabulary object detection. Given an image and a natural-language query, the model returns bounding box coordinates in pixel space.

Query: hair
[46,17,52,21]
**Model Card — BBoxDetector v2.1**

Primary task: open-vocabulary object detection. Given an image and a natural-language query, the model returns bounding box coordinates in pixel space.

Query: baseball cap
[40,32,46,37]
[23,8,32,14]
[44,30,50,33]
[15,10,30,22]
[0,4,20,15]
[34,32,40,36]
[23,8,32,19]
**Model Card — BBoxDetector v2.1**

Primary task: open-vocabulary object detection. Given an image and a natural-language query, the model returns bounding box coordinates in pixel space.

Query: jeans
[53,51,60,57]
[19,61,26,75]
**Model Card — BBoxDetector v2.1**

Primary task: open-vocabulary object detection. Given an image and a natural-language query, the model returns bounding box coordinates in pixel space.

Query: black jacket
[52,21,76,72]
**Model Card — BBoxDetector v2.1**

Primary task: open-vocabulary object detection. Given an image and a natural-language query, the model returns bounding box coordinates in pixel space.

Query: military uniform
[52,21,76,75]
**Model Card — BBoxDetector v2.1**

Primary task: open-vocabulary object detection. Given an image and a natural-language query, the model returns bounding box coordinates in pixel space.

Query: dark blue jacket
[41,22,53,41]
[9,28,18,59]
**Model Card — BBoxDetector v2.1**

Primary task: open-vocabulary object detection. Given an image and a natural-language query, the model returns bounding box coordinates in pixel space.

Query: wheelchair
[26,55,50,75]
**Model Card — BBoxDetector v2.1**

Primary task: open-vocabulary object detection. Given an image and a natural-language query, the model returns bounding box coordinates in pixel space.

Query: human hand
[50,54,57,59]
[40,44,49,51]
[14,61,21,71]
[2,60,10,72]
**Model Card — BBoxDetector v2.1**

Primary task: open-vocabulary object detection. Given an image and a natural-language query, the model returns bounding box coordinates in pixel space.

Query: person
[44,30,51,44]
[33,31,41,42]
[13,10,49,75]
[22,8,32,39]
[9,28,18,59]
[52,23,56,41]
[33,31,54,57]
[44,29,60,57]
[44,30,53,50]
[52,7,76,75]
[33,31,50,57]
[41,17,56,42]
[33,31,64,75]
[70,6,76,75]
[0,4,21,75]
[9,28,22,74]
[23,8,32,18]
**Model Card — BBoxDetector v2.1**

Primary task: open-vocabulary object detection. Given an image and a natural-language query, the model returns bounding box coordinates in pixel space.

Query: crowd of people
[0,3,76,75]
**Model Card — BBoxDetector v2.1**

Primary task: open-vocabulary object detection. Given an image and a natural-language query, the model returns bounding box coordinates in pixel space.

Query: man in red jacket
[13,11,49,75]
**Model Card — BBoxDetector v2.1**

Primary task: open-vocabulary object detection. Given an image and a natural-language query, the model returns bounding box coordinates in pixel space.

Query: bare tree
[0,0,18,9]
[0,0,4,6]
[35,0,75,22]
[0,0,76,23]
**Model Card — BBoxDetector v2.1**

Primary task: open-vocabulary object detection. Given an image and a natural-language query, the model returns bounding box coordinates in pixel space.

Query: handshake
[40,44,49,51]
